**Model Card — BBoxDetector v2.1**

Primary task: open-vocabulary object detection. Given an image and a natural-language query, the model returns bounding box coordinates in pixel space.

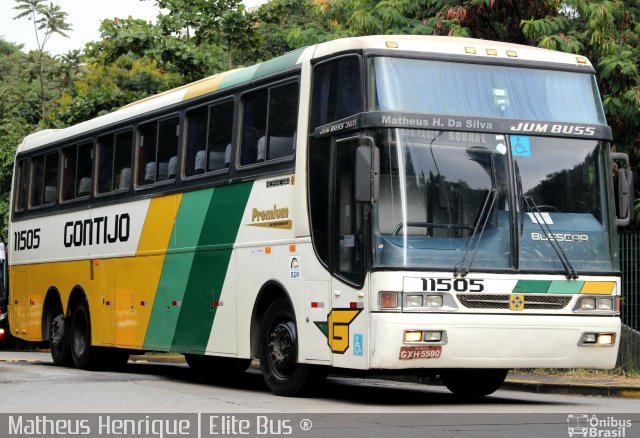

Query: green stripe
[171,182,253,353]
[547,280,584,294]
[144,189,214,350]
[218,48,304,91]
[512,280,552,294]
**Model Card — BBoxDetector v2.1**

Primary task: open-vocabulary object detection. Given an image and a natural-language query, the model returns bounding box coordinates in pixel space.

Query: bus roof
[17,35,593,154]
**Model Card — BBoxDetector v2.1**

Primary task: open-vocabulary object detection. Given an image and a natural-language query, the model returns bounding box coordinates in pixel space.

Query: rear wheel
[439,369,508,398]
[49,309,72,366]
[70,298,96,369]
[258,299,325,396]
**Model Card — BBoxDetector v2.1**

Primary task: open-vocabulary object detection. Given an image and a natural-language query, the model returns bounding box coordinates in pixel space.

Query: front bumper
[370,313,620,369]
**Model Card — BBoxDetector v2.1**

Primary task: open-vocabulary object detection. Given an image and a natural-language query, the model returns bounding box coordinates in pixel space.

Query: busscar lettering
[64,213,130,248]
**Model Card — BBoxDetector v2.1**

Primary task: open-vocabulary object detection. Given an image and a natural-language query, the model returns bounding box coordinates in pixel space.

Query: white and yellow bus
[8,36,634,397]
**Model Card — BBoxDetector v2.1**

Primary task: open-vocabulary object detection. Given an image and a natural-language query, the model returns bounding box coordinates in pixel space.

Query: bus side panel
[8,265,29,338]
[144,189,213,351]
[170,183,252,354]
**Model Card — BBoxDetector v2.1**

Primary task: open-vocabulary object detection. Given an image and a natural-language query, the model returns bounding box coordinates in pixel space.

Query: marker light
[404,330,423,342]
[379,292,399,309]
[405,295,423,308]
[425,295,443,308]
[0,328,5,342]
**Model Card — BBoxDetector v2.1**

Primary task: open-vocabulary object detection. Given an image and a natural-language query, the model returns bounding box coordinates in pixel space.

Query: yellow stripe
[183,71,232,101]
[113,194,182,347]
[580,281,616,295]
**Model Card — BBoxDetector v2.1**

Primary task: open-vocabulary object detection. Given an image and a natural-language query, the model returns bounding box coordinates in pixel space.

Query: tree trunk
[39,52,46,123]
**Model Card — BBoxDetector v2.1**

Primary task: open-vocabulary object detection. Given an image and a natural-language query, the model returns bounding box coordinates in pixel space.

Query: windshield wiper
[523,196,578,280]
[454,153,498,277]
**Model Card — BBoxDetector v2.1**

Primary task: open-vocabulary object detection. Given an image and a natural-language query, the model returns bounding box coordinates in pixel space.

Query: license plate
[399,345,442,360]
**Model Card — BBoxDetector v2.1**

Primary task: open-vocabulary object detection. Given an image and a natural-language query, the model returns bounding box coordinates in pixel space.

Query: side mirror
[611,152,634,227]
[355,137,380,203]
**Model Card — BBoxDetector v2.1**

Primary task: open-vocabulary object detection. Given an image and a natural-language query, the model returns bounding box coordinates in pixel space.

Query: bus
[0,242,7,344]
[8,35,634,397]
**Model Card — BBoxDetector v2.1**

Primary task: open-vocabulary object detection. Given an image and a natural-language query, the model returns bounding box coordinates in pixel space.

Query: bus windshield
[369,57,606,125]
[372,129,613,273]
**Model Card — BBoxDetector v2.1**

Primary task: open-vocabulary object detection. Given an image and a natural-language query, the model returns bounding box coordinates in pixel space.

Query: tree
[13,0,72,123]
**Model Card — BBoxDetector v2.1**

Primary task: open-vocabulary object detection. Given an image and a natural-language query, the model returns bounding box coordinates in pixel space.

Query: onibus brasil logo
[567,414,632,437]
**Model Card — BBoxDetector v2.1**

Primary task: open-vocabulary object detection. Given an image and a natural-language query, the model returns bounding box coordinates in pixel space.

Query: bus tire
[185,354,251,376]
[49,310,72,366]
[258,299,324,396]
[439,369,508,398]
[69,298,96,369]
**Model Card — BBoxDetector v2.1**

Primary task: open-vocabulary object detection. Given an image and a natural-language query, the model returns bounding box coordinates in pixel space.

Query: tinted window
[185,100,234,177]
[137,116,179,186]
[62,141,93,201]
[241,81,298,166]
[13,159,28,213]
[98,130,133,194]
[30,152,59,207]
[310,56,362,130]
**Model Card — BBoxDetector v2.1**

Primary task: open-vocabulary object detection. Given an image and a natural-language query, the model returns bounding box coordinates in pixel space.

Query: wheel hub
[268,321,296,374]
[50,315,65,348]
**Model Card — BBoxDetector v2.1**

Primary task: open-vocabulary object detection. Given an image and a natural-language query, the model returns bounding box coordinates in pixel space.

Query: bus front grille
[456,294,572,310]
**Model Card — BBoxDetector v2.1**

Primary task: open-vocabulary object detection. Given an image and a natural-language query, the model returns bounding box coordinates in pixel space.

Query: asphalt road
[1,352,639,438]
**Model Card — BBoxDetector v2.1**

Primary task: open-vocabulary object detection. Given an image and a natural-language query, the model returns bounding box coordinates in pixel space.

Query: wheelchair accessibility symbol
[353,334,363,356]
[511,135,531,157]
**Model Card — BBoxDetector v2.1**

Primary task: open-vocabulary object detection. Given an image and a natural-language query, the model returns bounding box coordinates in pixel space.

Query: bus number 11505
[422,278,484,293]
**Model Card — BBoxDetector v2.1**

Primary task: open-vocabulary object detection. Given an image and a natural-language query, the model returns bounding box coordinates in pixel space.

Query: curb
[502,377,640,399]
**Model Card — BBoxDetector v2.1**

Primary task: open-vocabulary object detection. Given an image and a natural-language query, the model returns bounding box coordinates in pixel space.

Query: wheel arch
[249,280,294,359]
[41,287,63,341]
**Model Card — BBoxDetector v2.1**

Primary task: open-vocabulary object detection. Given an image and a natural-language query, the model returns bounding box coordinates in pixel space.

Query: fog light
[580,298,596,311]
[597,298,613,311]
[404,330,423,342]
[425,295,443,307]
[379,292,399,309]
[580,333,597,344]
[596,333,615,346]
[405,295,423,308]
[423,331,442,342]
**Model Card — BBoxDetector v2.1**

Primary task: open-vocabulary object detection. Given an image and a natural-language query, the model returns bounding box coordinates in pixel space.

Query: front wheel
[258,299,325,396]
[439,369,508,398]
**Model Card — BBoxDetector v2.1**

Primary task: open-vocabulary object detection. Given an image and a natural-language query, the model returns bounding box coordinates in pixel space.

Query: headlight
[580,298,596,311]
[405,295,423,308]
[597,298,613,311]
[425,295,443,307]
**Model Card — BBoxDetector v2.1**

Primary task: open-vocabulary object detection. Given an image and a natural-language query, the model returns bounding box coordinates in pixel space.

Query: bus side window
[62,141,92,201]
[137,116,179,186]
[98,130,132,194]
[13,159,29,213]
[30,151,59,208]
[241,81,298,166]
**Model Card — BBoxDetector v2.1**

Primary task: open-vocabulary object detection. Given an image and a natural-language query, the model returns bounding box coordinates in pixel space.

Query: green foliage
[0,117,30,239]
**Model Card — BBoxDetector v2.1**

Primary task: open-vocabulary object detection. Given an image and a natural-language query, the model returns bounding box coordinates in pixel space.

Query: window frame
[237,77,300,171]
[182,96,235,181]
[134,112,181,191]
[95,127,134,198]
[60,140,94,204]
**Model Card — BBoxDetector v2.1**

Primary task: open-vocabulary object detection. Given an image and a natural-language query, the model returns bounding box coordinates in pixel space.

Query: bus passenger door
[330,137,369,369]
